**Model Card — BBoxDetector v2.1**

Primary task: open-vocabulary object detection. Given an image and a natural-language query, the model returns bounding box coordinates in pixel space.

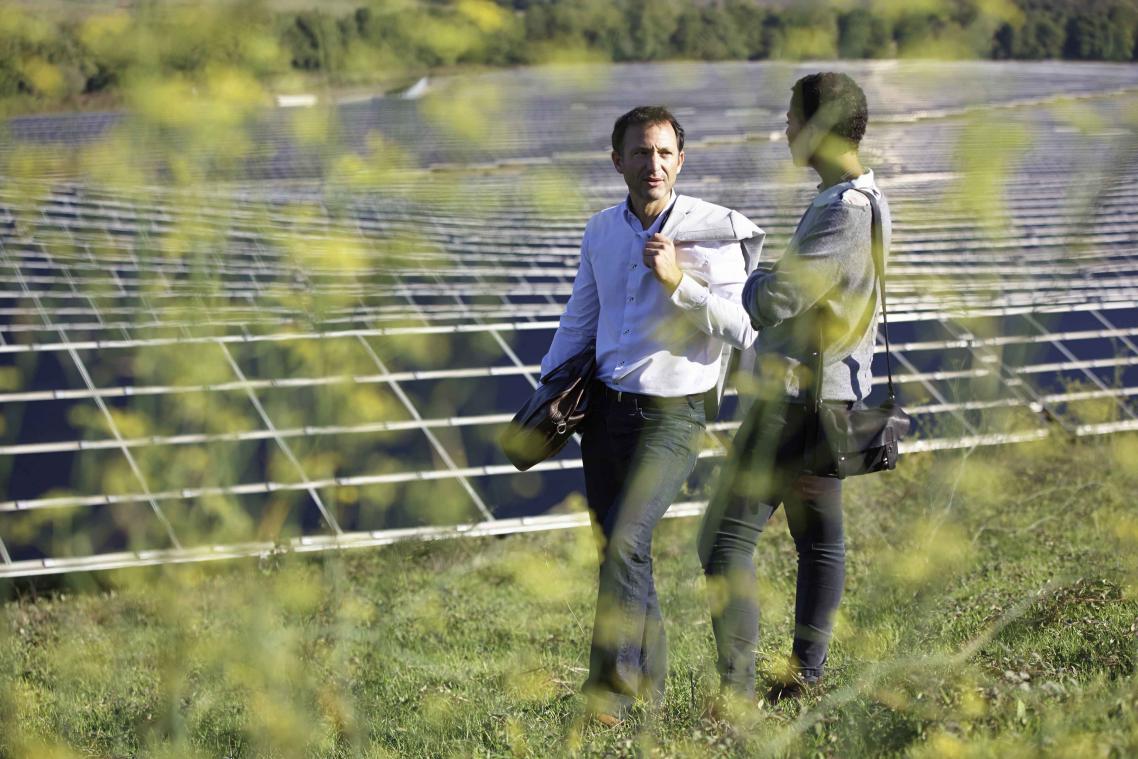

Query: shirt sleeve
[539,228,599,378]
[667,240,757,350]
[743,201,868,329]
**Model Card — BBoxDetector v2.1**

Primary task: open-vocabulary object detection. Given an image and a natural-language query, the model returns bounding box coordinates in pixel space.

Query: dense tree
[723,0,771,60]
[3,0,1138,110]
[1063,7,1136,62]
[1019,16,1066,58]
[522,0,627,59]
[672,5,750,61]
[893,13,941,56]
[839,8,893,59]
[281,11,348,72]
[0,12,97,100]
[622,0,683,61]
[999,0,1138,60]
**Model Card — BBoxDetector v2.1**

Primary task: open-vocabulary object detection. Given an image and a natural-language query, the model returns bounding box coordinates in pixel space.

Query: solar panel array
[2,61,1137,577]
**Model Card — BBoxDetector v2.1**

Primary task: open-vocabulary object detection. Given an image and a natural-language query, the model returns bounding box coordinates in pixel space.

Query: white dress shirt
[540,194,759,397]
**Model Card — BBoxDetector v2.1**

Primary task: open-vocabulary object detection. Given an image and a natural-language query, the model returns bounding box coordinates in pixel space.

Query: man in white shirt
[540,106,763,724]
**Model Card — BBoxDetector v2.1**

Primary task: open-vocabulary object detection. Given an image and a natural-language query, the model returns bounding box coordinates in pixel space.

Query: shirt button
[623,329,630,335]
[627,296,634,302]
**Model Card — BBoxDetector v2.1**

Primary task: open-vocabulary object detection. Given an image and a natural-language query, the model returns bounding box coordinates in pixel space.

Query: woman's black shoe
[764,677,817,704]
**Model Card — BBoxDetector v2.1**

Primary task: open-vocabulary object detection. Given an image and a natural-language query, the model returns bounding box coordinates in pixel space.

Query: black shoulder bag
[499,343,596,472]
[809,190,911,479]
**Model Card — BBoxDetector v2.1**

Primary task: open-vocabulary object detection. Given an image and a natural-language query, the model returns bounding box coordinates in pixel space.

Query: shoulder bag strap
[812,188,895,408]
[853,188,897,402]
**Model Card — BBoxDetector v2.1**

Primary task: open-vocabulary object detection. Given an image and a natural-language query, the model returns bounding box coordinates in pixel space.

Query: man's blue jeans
[580,384,705,716]
[699,398,845,697]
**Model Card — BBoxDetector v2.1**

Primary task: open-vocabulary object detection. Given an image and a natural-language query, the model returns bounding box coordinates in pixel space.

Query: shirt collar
[811,169,875,207]
[623,191,678,235]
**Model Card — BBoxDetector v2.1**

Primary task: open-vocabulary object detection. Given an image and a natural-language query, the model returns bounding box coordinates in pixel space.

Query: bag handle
[812,187,896,410]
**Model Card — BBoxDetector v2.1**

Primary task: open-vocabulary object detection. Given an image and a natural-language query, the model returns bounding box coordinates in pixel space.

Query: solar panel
[2,61,1137,577]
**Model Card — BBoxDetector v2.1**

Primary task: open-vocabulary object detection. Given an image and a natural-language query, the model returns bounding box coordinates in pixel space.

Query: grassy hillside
[2,434,1137,757]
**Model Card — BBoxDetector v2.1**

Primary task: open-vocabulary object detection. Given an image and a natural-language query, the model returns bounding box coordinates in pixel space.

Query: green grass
[3,434,1138,757]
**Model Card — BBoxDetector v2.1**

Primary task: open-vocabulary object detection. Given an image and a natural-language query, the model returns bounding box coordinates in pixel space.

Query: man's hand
[642,233,683,294]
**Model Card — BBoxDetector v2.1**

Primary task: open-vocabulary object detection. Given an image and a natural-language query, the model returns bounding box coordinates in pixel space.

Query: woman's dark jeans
[580,384,705,717]
[699,398,845,697]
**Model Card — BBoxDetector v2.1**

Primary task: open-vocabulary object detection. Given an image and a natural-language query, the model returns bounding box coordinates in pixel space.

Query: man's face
[612,121,684,206]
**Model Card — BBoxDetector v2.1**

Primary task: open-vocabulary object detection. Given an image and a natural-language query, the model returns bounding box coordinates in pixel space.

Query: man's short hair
[611,106,685,155]
[791,73,868,145]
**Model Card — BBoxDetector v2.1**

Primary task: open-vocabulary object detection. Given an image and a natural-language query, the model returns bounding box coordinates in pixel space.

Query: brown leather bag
[500,344,596,471]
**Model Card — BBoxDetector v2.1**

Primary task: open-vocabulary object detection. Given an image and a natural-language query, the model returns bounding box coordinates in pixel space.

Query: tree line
[1,0,1136,107]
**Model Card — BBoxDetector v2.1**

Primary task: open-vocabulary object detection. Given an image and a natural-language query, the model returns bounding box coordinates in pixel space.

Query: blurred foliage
[949,112,1033,232]
[1,0,1137,113]
[0,0,1134,753]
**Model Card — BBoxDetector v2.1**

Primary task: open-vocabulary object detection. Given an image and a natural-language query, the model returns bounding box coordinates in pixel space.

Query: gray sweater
[742,170,890,402]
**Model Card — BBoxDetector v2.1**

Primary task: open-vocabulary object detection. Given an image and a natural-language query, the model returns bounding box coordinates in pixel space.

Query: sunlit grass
[2,434,1136,757]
